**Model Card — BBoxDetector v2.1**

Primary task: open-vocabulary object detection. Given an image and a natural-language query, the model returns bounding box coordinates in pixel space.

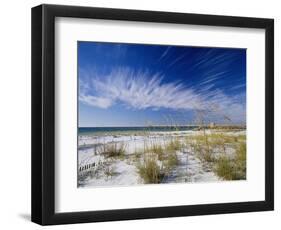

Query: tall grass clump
[137,153,164,184]
[163,152,178,171]
[136,138,181,183]
[234,142,246,179]
[215,156,234,180]
[190,134,215,163]
[236,134,246,142]
[215,142,246,180]
[190,133,246,164]
[100,142,126,158]
[150,143,164,160]
[166,138,182,152]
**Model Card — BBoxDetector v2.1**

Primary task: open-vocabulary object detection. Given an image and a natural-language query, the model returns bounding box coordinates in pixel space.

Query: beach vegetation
[99,142,126,158]
[137,153,164,183]
[150,143,165,160]
[166,138,182,152]
[214,142,246,180]
[187,132,246,180]
[163,151,178,171]
[137,139,181,183]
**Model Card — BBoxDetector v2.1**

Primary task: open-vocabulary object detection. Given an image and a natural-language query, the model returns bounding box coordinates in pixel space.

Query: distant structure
[209,122,216,128]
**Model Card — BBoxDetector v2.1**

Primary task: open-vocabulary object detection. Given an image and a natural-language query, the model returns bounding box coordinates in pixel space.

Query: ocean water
[78,126,197,136]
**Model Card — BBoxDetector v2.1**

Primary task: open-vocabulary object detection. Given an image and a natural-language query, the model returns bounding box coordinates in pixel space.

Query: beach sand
[78,129,246,188]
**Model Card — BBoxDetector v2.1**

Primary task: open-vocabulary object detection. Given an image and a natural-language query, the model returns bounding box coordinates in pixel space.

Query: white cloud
[79,94,112,109]
[198,71,227,86]
[79,67,245,123]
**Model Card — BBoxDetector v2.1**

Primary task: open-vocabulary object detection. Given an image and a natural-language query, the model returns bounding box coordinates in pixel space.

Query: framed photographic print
[31,4,274,225]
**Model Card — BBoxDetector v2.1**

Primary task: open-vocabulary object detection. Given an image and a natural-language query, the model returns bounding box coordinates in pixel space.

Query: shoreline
[78,126,246,137]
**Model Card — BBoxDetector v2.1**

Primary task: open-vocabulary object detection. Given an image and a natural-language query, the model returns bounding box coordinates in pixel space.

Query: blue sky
[78,41,246,127]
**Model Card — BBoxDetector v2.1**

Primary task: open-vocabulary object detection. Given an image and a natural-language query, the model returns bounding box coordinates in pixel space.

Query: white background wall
[0,0,279,229]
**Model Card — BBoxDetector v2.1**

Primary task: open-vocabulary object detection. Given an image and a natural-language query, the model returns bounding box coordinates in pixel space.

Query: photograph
[77,42,246,188]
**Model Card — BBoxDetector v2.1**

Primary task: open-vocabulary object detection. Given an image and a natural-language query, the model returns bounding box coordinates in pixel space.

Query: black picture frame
[31,4,274,225]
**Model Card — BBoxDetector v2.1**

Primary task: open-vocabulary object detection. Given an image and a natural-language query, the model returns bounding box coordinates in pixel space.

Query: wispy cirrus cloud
[158,46,171,61]
[79,94,113,109]
[198,71,228,86]
[79,67,245,123]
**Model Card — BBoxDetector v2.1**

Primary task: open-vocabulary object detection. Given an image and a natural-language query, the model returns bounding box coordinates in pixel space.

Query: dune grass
[214,141,246,180]
[92,131,246,183]
[189,134,214,162]
[163,151,179,171]
[137,153,164,184]
[99,142,126,158]
[166,138,182,152]
[136,138,182,183]
[136,132,246,183]
[150,142,165,160]
[187,132,246,180]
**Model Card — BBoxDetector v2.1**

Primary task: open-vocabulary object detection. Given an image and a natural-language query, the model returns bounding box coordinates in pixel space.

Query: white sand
[78,130,245,187]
